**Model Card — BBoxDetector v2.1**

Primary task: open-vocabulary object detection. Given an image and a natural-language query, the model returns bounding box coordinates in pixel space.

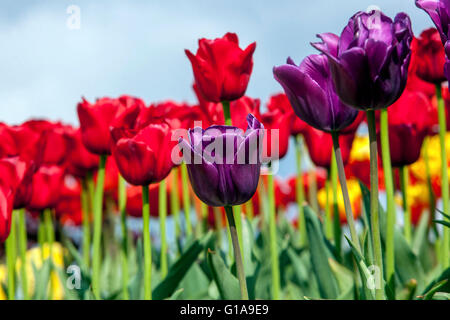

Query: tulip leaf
[152,231,213,300]
[422,279,449,300]
[328,258,354,296]
[433,220,450,228]
[304,205,339,299]
[177,263,210,299]
[421,267,450,296]
[207,248,241,300]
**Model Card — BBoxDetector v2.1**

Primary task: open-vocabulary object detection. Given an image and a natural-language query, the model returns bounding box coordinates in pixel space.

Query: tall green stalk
[92,154,107,299]
[331,132,361,253]
[436,84,449,269]
[159,179,168,278]
[180,162,192,237]
[142,185,152,300]
[118,175,129,300]
[245,200,254,221]
[44,209,54,258]
[331,149,341,260]
[267,167,281,300]
[295,135,307,247]
[224,205,248,300]
[366,110,385,300]
[380,108,396,287]
[324,178,333,240]
[6,211,17,300]
[222,101,232,126]
[170,168,181,244]
[18,209,28,300]
[399,166,411,243]
[81,179,91,269]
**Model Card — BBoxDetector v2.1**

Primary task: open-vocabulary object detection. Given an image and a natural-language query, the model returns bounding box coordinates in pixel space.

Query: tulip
[64,127,99,178]
[260,108,293,162]
[26,165,65,211]
[185,33,256,103]
[179,114,263,207]
[416,0,450,44]
[274,55,360,132]
[312,10,413,110]
[55,177,83,227]
[415,28,446,84]
[77,96,141,155]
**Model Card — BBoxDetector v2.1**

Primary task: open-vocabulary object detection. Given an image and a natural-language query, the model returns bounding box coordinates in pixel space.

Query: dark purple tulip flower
[273,54,359,132]
[311,10,413,110]
[416,0,450,80]
[178,114,264,207]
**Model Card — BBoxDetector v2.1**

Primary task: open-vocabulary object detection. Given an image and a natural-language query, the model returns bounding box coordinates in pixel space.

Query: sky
[0,0,436,177]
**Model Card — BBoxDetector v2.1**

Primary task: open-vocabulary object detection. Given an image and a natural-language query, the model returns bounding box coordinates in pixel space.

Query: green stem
[201,201,208,233]
[38,215,45,261]
[331,148,342,260]
[399,166,411,243]
[245,200,254,221]
[118,175,129,300]
[331,132,361,253]
[92,154,107,299]
[18,209,28,300]
[380,108,396,287]
[324,178,333,240]
[142,185,152,300]
[44,209,54,257]
[267,167,281,300]
[213,207,223,246]
[224,205,248,300]
[159,180,168,279]
[295,135,307,247]
[366,109,385,300]
[233,205,244,266]
[436,84,450,269]
[170,168,181,243]
[6,211,16,300]
[81,179,91,269]
[222,101,232,126]
[180,162,192,237]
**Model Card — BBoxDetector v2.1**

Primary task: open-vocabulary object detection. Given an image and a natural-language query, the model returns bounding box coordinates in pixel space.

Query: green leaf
[152,231,213,300]
[423,279,449,300]
[328,258,354,296]
[421,267,450,296]
[177,263,210,299]
[433,220,450,228]
[166,288,184,300]
[207,248,241,300]
[304,206,339,299]
[412,212,429,256]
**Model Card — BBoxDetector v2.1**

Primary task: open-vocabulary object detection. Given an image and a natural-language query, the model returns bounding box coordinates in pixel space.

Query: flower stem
[399,166,411,243]
[233,205,244,266]
[222,101,232,126]
[170,168,181,247]
[245,200,254,221]
[18,209,28,300]
[331,148,342,260]
[366,109,385,300]
[224,205,248,300]
[6,211,16,300]
[92,154,107,299]
[118,175,129,300]
[81,179,91,269]
[142,184,152,300]
[213,207,223,246]
[181,162,192,237]
[331,132,361,253]
[324,178,333,240]
[436,83,450,269]
[380,108,396,287]
[159,179,168,279]
[295,135,307,247]
[267,167,281,300]
[44,209,54,257]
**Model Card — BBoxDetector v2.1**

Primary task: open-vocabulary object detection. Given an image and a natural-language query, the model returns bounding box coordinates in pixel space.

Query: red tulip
[77,96,141,155]
[0,184,14,242]
[266,93,307,136]
[111,123,177,186]
[185,33,256,103]
[26,165,65,211]
[415,28,446,84]
[103,157,119,199]
[303,126,354,169]
[261,108,294,161]
[64,127,99,178]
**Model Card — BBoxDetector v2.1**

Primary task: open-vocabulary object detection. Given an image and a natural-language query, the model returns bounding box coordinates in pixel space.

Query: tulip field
[1,1,450,303]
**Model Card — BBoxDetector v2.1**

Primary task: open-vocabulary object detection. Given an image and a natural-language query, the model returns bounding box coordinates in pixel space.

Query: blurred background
[0,0,436,176]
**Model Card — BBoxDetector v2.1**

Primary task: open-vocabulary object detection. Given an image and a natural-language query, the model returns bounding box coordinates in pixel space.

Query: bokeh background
[0,0,436,177]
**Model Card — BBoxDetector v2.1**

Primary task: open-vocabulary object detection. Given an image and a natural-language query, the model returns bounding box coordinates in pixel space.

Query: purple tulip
[273,54,359,132]
[416,0,450,81]
[311,10,413,110]
[178,114,264,207]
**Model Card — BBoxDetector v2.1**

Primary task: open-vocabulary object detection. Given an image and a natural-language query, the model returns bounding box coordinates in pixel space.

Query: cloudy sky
[0,0,436,176]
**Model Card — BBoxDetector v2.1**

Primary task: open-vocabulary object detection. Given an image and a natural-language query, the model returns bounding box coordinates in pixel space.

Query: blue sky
[0,0,436,176]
